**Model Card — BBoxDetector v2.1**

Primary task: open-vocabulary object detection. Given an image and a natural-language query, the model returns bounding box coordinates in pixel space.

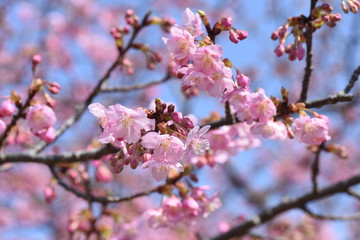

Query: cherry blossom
[293,115,331,145]
[26,104,57,133]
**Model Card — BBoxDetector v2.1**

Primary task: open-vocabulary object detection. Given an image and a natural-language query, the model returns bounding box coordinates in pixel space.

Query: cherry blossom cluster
[272,3,341,61]
[146,186,221,228]
[163,8,248,98]
[89,98,211,181]
[161,8,331,148]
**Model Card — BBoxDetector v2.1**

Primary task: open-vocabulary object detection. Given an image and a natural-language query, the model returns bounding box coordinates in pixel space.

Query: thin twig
[302,205,360,221]
[211,172,360,240]
[305,93,354,108]
[100,73,172,92]
[344,65,360,94]
[298,0,318,102]
[347,188,360,201]
[49,165,160,203]
[311,143,324,193]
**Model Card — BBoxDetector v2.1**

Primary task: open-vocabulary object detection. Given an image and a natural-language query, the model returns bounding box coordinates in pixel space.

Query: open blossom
[223,88,253,123]
[293,115,331,145]
[26,104,57,133]
[141,132,185,181]
[250,121,287,140]
[193,45,223,74]
[249,88,276,122]
[89,103,153,145]
[181,8,203,37]
[184,125,211,161]
[163,26,196,65]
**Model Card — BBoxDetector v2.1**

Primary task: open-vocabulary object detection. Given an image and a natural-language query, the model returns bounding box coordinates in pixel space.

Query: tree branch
[49,165,160,203]
[211,173,360,240]
[302,205,360,221]
[32,12,153,154]
[344,65,360,94]
[0,144,118,165]
[298,0,318,102]
[311,144,323,193]
[100,73,172,92]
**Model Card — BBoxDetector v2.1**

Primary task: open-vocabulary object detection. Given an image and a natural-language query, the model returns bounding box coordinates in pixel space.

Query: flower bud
[44,185,56,203]
[0,99,16,117]
[96,163,113,182]
[47,82,61,94]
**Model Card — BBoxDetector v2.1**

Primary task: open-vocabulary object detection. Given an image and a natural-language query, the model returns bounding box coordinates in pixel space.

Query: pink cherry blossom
[250,121,287,140]
[206,64,235,97]
[88,103,106,127]
[293,115,331,145]
[26,104,57,133]
[249,88,277,122]
[193,45,223,74]
[181,8,203,37]
[91,103,153,145]
[163,26,196,65]
[141,132,185,181]
[0,99,16,117]
[184,125,211,161]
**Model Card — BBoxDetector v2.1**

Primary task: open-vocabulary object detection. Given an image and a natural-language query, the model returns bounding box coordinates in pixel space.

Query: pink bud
[296,43,305,60]
[322,15,330,22]
[38,127,56,143]
[236,30,248,40]
[274,44,285,57]
[330,13,342,21]
[229,30,239,44]
[171,112,183,123]
[182,117,194,128]
[0,99,16,117]
[271,30,279,40]
[221,16,232,28]
[47,82,61,94]
[278,25,288,38]
[236,73,250,88]
[44,185,56,203]
[96,163,113,182]
[32,54,42,65]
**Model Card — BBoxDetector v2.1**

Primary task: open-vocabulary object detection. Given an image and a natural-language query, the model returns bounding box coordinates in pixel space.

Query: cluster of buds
[149,16,175,33]
[341,0,360,14]
[211,15,248,44]
[125,9,140,28]
[131,43,163,70]
[271,4,341,61]
[66,164,89,185]
[110,26,130,50]
[146,186,221,228]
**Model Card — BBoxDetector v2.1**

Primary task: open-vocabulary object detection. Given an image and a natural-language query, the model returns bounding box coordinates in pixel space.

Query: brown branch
[49,165,160,203]
[100,73,172,92]
[302,205,360,221]
[0,144,118,165]
[211,173,360,240]
[298,0,318,102]
[32,11,153,154]
[49,164,185,204]
[344,65,360,94]
[347,188,360,201]
[311,143,324,193]
[305,93,354,108]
